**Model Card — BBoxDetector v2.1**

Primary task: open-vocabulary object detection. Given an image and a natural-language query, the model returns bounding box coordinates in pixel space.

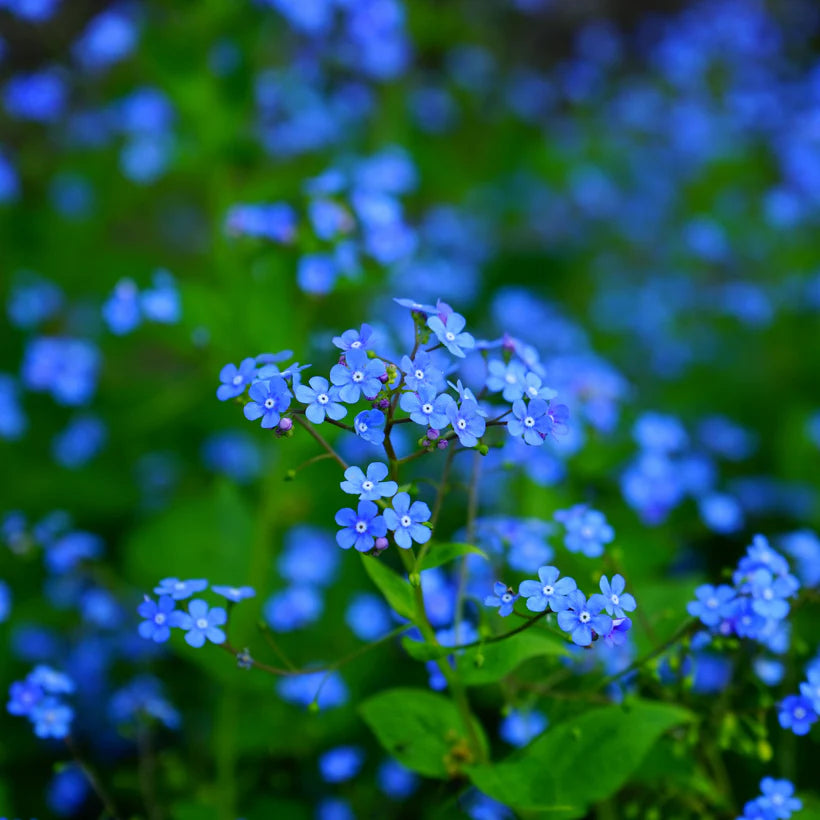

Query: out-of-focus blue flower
[211,585,256,603]
[699,493,744,534]
[0,580,10,623]
[297,254,338,294]
[225,202,297,242]
[52,415,107,469]
[278,525,339,587]
[22,337,101,406]
[555,505,614,558]
[781,530,820,588]
[31,697,73,738]
[633,412,688,453]
[778,694,817,736]
[318,746,364,783]
[499,708,548,747]
[109,675,180,729]
[687,584,736,629]
[263,586,323,631]
[0,0,61,22]
[0,374,26,439]
[377,758,419,799]
[154,578,208,601]
[73,7,138,71]
[102,279,141,334]
[47,764,89,816]
[49,173,95,219]
[0,149,19,203]
[46,531,103,574]
[345,592,393,640]
[277,669,348,710]
[141,270,180,324]
[202,431,262,483]
[6,273,63,329]
[3,69,66,122]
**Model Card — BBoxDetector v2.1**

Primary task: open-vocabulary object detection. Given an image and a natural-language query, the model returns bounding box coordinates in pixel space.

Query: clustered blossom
[738,778,801,820]
[6,666,75,739]
[137,579,255,648]
[554,505,615,558]
[485,567,636,648]
[778,655,820,737]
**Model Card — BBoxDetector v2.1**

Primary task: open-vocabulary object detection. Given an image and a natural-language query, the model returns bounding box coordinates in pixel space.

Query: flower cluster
[7,666,75,740]
[486,568,636,648]
[738,778,801,820]
[137,578,255,648]
[778,654,820,737]
[687,535,799,652]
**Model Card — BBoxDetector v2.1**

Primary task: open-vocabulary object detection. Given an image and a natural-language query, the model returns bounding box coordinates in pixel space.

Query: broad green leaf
[359,687,488,778]
[458,627,568,685]
[360,554,416,621]
[467,700,694,817]
[418,541,489,571]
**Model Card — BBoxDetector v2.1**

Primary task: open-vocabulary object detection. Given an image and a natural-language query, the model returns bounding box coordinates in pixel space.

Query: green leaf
[458,627,568,686]
[401,636,453,661]
[466,700,694,817]
[417,541,489,571]
[359,687,487,779]
[360,554,415,621]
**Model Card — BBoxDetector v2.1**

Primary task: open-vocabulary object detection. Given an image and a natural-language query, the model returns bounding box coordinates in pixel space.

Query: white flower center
[352,370,364,383]
[771,794,784,806]
[318,393,329,404]
[445,332,456,342]
[706,597,718,609]
[414,369,424,380]
[579,612,591,623]
[351,341,362,348]
[611,594,620,605]
[505,373,516,384]
[422,403,433,414]
[355,521,368,533]
[794,707,806,720]
[501,593,513,603]
[155,613,166,625]
[196,618,209,630]
[457,419,467,430]
[362,480,374,491]
[232,375,243,385]
[400,515,412,528]
[580,525,594,539]
[543,585,554,596]
[358,422,368,433]
[264,398,275,409]
[762,588,773,600]
[527,385,538,397]
[524,415,535,427]
[230,588,240,596]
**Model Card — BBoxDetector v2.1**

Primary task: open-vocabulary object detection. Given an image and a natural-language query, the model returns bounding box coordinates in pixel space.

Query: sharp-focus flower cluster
[485,566,636,648]
[7,666,75,739]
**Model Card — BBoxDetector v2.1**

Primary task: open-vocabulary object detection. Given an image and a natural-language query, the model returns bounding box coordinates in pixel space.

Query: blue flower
[332,323,374,352]
[521,372,557,402]
[593,574,637,619]
[749,569,792,620]
[518,566,576,612]
[211,585,256,602]
[499,708,548,747]
[507,398,552,446]
[400,352,445,391]
[330,349,386,403]
[264,586,323,631]
[345,592,393,640]
[556,590,613,647]
[294,376,347,424]
[353,409,386,445]
[29,666,74,694]
[484,582,518,616]
[400,386,453,429]
[340,462,397,500]
[687,584,736,629]
[137,595,181,643]
[319,746,365,783]
[277,670,348,710]
[447,399,486,447]
[7,680,43,716]
[175,599,227,648]
[243,377,292,428]
[31,697,73,739]
[486,359,527,401]
[154,578,208,600]
[800,667,820,713]
[383,492,431,549]
[335,500,387,552]
[758,777,802,818]
[555,505,614,558]
[427,311,475,357]
[217,358,257,401]
[377,759,419,800]
[778,695,818,736]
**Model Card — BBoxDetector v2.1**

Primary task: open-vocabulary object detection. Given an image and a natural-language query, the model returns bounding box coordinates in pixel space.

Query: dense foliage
[2,0,820,818]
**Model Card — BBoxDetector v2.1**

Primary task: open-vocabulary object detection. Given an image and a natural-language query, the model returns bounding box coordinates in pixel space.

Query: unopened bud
[378,399,390,410]
[427,428,440,440]
[278,417,293,432]
[437,439,449,450]
[478,444,489,456]
[374,537,389,553]
[378,372,389,384]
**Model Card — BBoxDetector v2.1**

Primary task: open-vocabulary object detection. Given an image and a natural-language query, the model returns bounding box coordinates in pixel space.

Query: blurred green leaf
[417,541,489,571]
[360,554,416,621]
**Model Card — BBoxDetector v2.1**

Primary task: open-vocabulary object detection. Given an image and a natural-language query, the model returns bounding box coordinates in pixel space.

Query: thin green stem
[292,414,348,470]
[65,735,121,819]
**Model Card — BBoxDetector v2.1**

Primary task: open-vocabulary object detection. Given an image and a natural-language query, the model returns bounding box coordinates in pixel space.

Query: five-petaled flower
[154,578,208,601]
[340,463,397,501]
[556,590,613,647]
[330,349,386,403]
[484,582,518,617]
[383,492,431,549]
[295,376,347,424]
[400,386,453,429]
[592,574,637,619]
[175,599,228,648]
[335,501,387,552]
[353,409,385,444]
[447,399,485,447]
[427,311,475,358]
[138,595,182,643]
[518,566,576,613]
[244,376,292,428]
[217,358,257,401]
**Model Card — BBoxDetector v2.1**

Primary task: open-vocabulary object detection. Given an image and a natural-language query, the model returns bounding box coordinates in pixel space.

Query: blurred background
[1,0,820,817]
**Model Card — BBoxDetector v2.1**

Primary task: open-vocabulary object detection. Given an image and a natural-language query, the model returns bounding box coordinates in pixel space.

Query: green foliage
[359,687,488,778]
[360,554,416,621]
[417,541,489,571]
[466,700,694,817]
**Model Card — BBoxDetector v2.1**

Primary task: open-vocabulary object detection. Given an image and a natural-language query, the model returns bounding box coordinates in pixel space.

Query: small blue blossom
[137,595,181,643]
[154,578,208,601]
[447,399,486,447]
[340,462,397,500]
[518,566,576,613]
[749,569,792,620]
[294,376,347,424]
[29,666,74,695]
[400,351,445,391]
[486,359,527,401]
[555,505,614,558]
[211,585,256,602]
[7,680,44,716]
[687,584,737,629]
[353,409,386,445]
[335,500,387,552]
[319,746,365,783]
[31,697,73,739]
[217,358,257,401]
[507,398,551,446]
[556,590,613,647]
[174,599,227,648]
[484,582,518,616]
[593,574,637,619]
[521,371,557,402]
[243,377,292,428]
[264,586,323,631]
[332,324,374,352]
[400,386,453,429]
[756,777,802,819]
[383,492,432,549]
[499,708,548,747]
[330,349,386,403]
[800,667,820,713]
[427,311,475,357]
[778,694,818,736]
[377,759,419,799]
